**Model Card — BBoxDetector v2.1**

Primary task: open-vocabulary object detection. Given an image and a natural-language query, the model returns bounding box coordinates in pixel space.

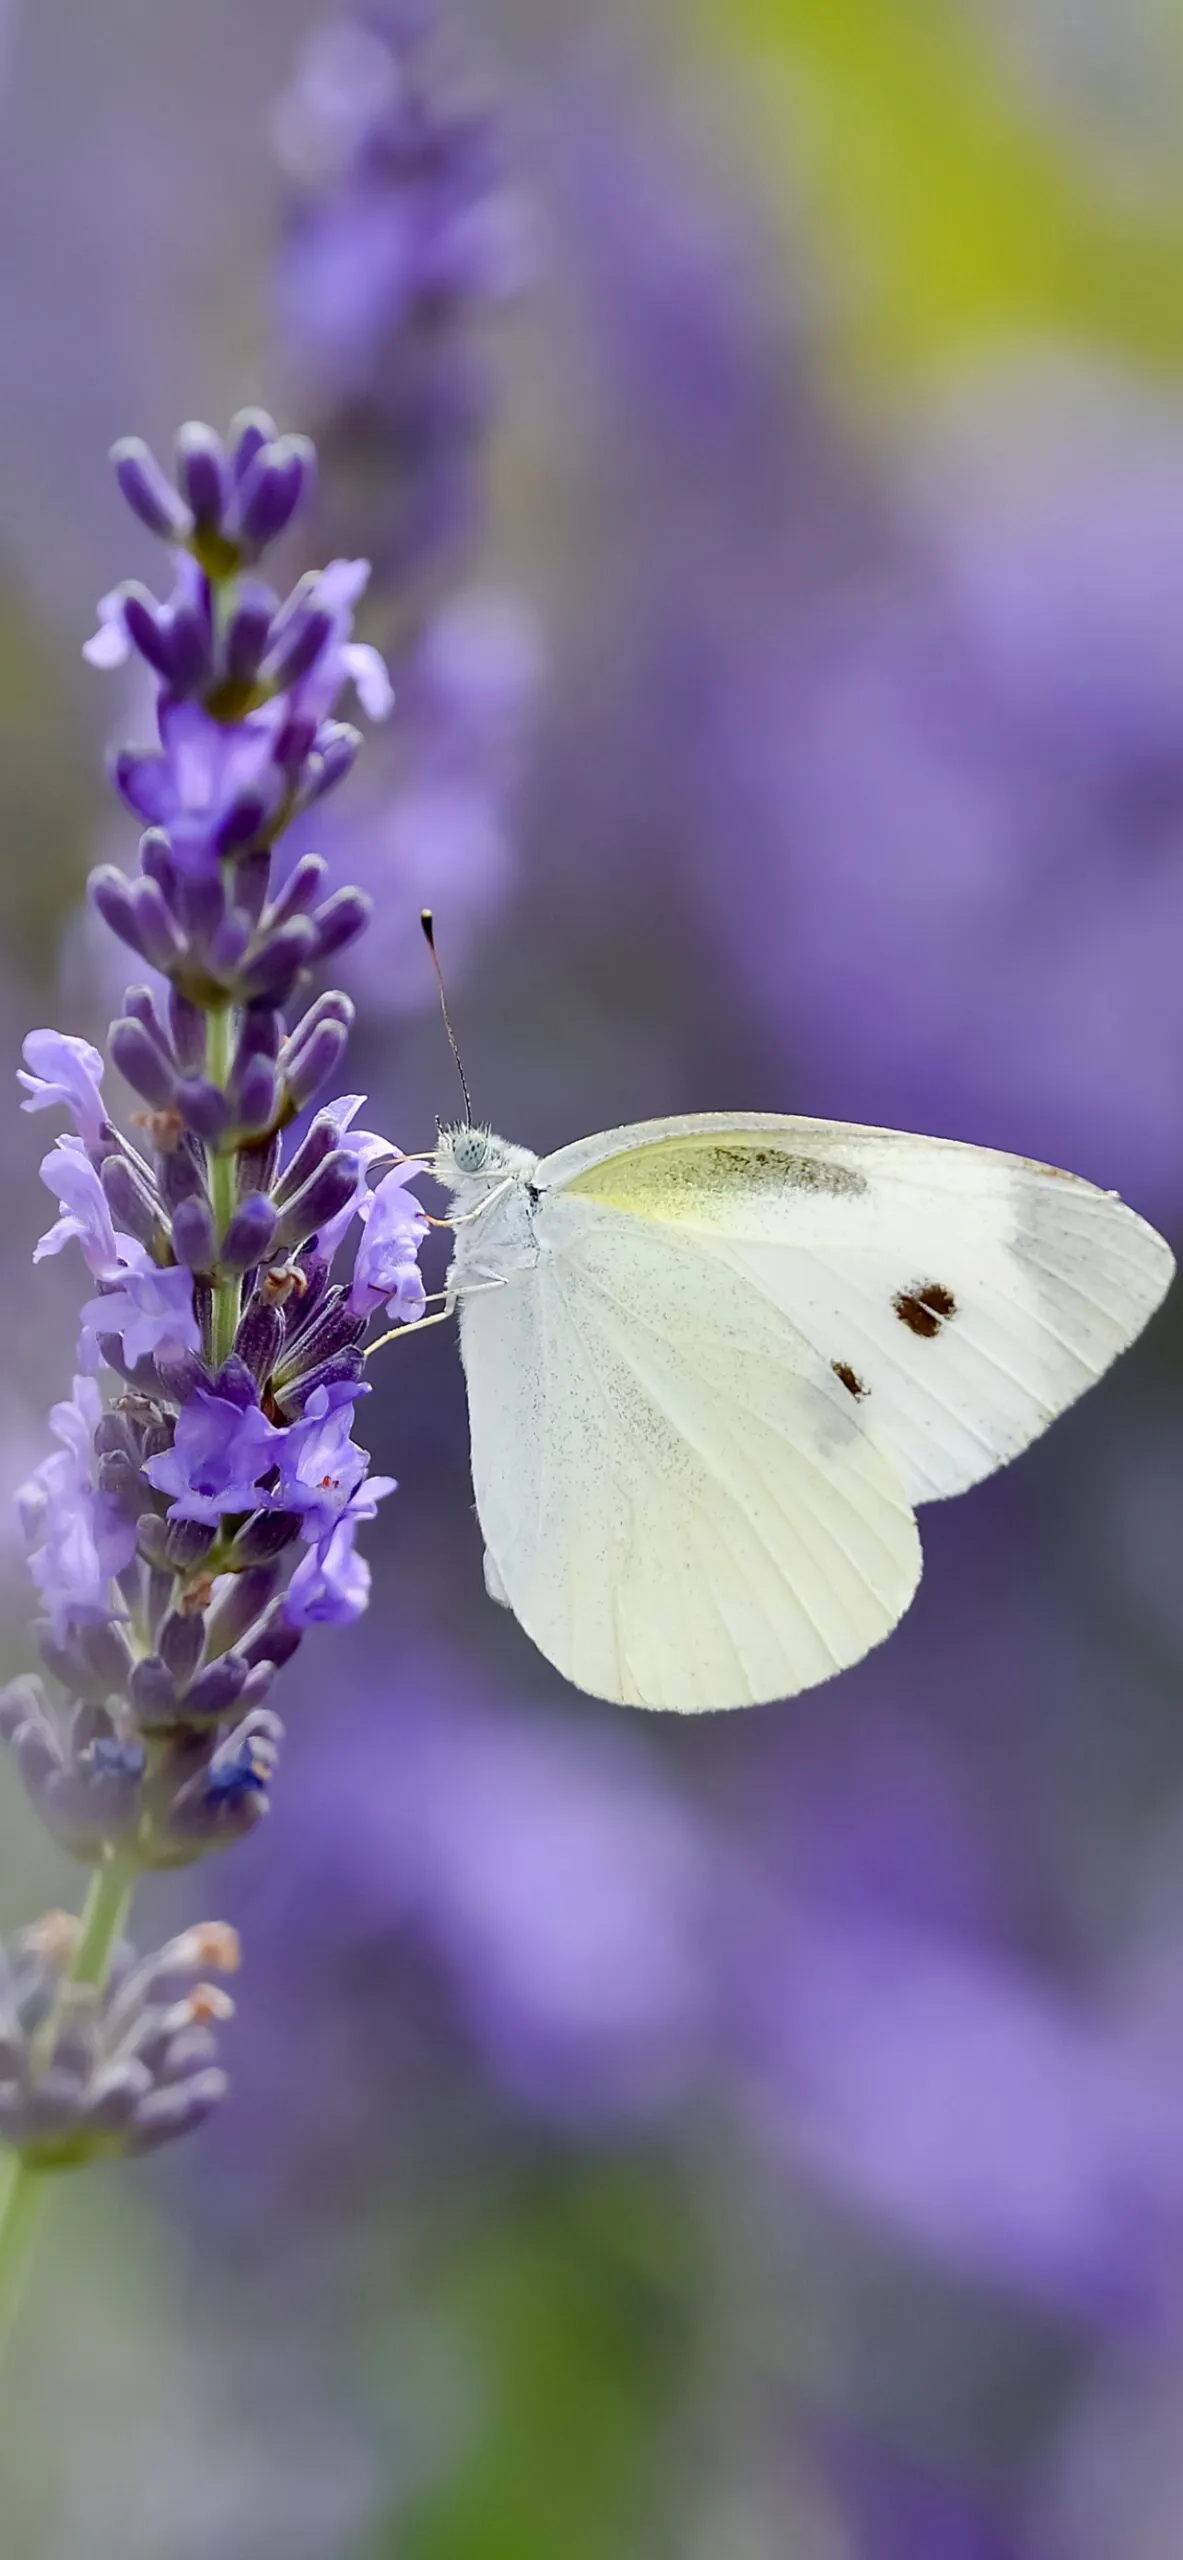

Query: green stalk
[0,1857,136,2354]
[205,999,241,1369]
[0,2156,44,2353]
[67,1856,136,1991]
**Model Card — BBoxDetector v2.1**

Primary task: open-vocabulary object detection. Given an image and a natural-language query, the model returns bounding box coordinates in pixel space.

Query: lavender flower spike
[0,409,430,2288]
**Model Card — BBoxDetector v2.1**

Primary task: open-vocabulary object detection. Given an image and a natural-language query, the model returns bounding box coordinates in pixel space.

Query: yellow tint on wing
[563,1131,866,1233]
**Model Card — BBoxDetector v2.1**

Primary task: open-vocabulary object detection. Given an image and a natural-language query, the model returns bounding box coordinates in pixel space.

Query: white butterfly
[431,1114,1174,1713]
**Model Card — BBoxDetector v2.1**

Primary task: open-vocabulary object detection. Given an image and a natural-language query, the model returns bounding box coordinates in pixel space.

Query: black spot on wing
[832,1360,869,1400]
[893,1280,958,1339]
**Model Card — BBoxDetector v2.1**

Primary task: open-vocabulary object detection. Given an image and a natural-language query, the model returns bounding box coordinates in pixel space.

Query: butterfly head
[434,1122,540,1212]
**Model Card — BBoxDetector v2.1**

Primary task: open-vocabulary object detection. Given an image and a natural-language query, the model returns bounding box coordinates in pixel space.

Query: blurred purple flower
[329,592,539,1014]
[744,1894,1183,2324]
[224,1650,716,2140]
[271,8,538,1017]
[690,390,1183,1209]
[274,7,527,586]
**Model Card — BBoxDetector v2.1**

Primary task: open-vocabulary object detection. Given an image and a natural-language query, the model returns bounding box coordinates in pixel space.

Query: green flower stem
[0,2155,44,2353]
[205,998,242,1370]
[0,1855,136,2354]
[68,1855,136,1991]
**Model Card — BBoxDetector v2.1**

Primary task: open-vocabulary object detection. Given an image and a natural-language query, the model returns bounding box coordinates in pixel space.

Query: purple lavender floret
[0,415,433,2172]
[19,1031,110,1149]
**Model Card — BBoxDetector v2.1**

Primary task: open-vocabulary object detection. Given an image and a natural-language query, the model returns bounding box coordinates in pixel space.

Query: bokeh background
[4,1,1183,2551]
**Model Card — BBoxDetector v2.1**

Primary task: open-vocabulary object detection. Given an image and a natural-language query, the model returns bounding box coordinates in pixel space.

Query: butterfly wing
[457,1212,921,1712]
[536,1114,1174,1505]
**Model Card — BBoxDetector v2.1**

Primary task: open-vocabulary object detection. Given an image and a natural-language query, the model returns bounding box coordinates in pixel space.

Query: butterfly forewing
[541,1116,1175,1505]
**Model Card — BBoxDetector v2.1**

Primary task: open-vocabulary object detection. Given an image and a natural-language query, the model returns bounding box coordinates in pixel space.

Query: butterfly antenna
[421,909,473,1127]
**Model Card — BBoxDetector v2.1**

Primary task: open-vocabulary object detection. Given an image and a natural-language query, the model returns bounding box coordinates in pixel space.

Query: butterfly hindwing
[457,1209,921,1711]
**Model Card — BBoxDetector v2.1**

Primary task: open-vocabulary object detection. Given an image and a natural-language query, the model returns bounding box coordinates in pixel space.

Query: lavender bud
[220,1194,278,1271]
[136,1514,171,1570]
[158,1611,205,1689]
[233,1054,279,1135]
[272,1107,341,1204]
[156,1142,207,1211]
[235,434,315,549]
[90,868,157,964]
[130,1658,177,1727]
[230,1010,281,1132]
[123,983,166,1031]
[96,1449,142,1506]
[207,911,251,980]
[93,872,183,972]
[208,1356,259,1411]
[174,865,225,948]
[273,709,317,781]
[0,1676,45,1743]
[101,1154,163,1250]
[174,1078,232,1144]
[174,421,229,530]
[274,1150,359,1252]
[231,1003,281,1078]
[111,436,193,543]
[163,1518,216,1572]
[179,1656,250,1721]
[281,1016,351,1113]
[275,1289,365,1381]
[86,2064,155,2135]
[170,1196,217,1272]
[301,721,361,805]
[222,582,274,687]
[130,879,185,970]
[110,1018,176,1111]
[139,829,179,901]
[93,1412,136,1461]
[166,598,215,697]
[167,988,206,1073]
[16,1722,61,1797]
[283,1346,365,1413]
[227,1511,301,1567]
[236,1134,282,1199]
[237,918,319,1007]
[244,1618,301,1672]
[236,849,271,929]
[266,854,327,926]
[204,1566,283,1655]
[264,604,333,693]
[79,1619,136,1692]
[282,986,354,1058]
[127,2070,229,2154]
[233,1298,284,1384]
[313,887,371,960]
[229,408,278,481]
[213,792,272,860]
[120,586,176,680]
